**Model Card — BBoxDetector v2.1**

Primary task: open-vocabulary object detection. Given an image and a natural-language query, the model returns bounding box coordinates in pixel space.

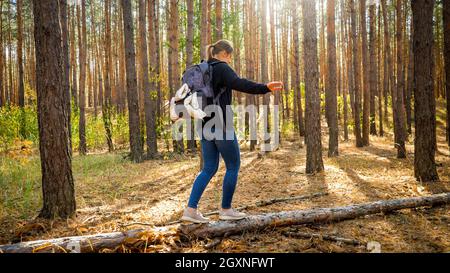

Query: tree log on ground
[0,193,449,253]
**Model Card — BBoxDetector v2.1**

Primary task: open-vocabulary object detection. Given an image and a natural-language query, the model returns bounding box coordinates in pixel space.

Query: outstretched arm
[230,77,271,95]
[221,65,283,95]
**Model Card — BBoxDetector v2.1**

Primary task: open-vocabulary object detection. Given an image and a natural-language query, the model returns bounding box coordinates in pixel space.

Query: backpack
[180,60,225,104]
[170,60,227,122]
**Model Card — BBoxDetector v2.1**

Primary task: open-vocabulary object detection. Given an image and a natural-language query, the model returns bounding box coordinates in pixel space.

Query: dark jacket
[204,58,271,128]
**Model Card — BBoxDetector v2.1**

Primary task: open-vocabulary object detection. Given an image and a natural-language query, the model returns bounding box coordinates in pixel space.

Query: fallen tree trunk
[179,193,450,238]
[0,227,176,253]
[0,193,449,253]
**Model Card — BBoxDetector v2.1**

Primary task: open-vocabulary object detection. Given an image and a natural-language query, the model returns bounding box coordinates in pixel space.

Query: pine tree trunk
[444,0,450,147]
[0,0,3,108]
[395,0,407,158]
[319,0,326,103]
[90,3,100,118]
[17,0,26,139]
[168,0,184,153]
[360,0,370,146]
[282,8,290,121]
[103,0,114,152]
[412,0,439,182]
[232,0,242,105]
[7,1,13,105]
[138,0,158,158]
[260,0,270,150]
[326,0,339,157]
[244,0,257,152]
[350,0,363,147]
[149,0,162,123]
[342,0,349,141]
[122,0,143,163]
[33,0,76,219]
[201,0,209,60]
[215,0,223,41]
[60,0,71,141]
[118,5,127,114]
[87,53,93,109]
[377,9,384,137]
[291,0,305,137]
[406,26,414,136]
[186,0,196,153]
[78,1,87,156]
[270,0,281,144]
[303,0,324,174]
[369,3,378,136]
[69,5,78,109]
[381,0,392,131]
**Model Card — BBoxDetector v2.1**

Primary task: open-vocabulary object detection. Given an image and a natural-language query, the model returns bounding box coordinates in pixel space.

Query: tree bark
[282,7,290,121]
[168,0,184,153]
[342,0,349,141]
[0,0,3,108]
[377,9,384,137]
[369,3,378,136]
[412,0,439,182]
[2,193,449,253]
[77,0,87,156]
[395,0,407,158]
[59,0,72,151]
[215,0,223,41]
[186,0,197,153]
[319,0,326,102]
[382,0,395,133]
[201,0,209,60]
[7,0,13,105]
[260,0,271,150]
[139,0,158,158]
[444,0,450,147]
[360,0,370,146]
[122,0,143,163]
[326,0,339,157]
[269,0,281,144]
[350,0,363,147]
[91,2,101,118]
[117,4,126,114]
[33,0,76,219]
[69,5,78,109]
[103,0,114,153]
[292,0,305,137]
[244,0,257,152]
[406,25,414,135]
[303,0,324,174]
[149,0,162,122]
[17,0,26,138]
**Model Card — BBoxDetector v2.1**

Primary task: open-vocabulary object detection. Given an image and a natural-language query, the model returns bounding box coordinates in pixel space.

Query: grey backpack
[178,60,226,110]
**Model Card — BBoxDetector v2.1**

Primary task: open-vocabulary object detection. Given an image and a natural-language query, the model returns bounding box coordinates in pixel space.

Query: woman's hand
[267,81,284,92]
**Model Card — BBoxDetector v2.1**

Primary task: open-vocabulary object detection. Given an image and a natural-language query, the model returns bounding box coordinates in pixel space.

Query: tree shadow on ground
[338,161,447,252]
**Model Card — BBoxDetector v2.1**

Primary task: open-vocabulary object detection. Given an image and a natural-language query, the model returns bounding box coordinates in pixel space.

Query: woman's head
[207,40,234,63]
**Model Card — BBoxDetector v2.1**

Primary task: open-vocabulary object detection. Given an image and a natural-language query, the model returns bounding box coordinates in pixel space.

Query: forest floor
[1,107,450,253]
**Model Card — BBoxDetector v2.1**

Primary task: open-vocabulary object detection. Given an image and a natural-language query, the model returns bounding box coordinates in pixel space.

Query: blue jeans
[187,133,241,210]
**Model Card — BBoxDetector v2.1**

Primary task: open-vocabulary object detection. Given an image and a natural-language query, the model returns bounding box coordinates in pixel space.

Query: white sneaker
[219,208,247,221]
[180,208,210,224]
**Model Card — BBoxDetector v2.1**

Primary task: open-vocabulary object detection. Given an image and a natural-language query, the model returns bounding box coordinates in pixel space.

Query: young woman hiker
[180,40,283,223]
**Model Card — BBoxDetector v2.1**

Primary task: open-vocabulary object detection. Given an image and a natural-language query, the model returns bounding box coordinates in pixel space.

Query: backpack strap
[198,62,210,75]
